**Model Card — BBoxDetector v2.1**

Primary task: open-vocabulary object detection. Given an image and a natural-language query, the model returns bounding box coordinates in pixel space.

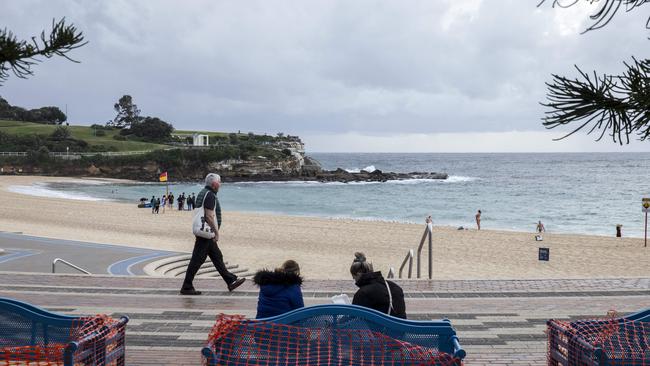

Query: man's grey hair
[205,173,221,186]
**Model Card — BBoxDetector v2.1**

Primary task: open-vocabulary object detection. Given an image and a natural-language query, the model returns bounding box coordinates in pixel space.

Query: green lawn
[0,120,169,151]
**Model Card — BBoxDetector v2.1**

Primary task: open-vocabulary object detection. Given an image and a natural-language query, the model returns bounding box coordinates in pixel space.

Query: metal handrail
[52,258,91,275]
[417,222,433,279]
[399,249,414,279]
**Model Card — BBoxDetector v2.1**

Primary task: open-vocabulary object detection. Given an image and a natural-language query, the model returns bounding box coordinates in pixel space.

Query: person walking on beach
[168,193,174,209]
[151,196,156,214]
[475,210,481,230]
[154,197,161,214]
[536,220,545,234]
[180,173,246,295]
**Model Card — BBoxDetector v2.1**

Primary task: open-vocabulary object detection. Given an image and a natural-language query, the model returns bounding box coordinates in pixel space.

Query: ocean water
[40,153,650,237]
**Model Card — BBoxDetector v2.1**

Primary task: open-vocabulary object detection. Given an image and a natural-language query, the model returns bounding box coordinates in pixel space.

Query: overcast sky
[1,0,649,152]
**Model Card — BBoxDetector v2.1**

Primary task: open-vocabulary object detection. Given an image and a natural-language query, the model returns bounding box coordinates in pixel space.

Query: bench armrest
[450,335,466,360]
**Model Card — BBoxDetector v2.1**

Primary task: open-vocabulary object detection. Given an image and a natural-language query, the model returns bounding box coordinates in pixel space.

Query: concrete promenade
[1,272,648,365]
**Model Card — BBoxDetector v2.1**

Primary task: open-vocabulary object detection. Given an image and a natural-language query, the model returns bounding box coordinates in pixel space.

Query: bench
[0,297,128,366]
[547,308,649,366]
[203,304,466,365]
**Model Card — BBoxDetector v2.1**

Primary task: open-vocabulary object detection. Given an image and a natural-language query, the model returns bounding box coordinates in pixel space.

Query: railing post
[407,249,413,278]
[399,250,413,279]
[427,222,433,280]
[416,224,428,278]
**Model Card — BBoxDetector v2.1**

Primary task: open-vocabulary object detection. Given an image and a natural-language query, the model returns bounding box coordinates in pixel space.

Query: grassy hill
[0,120,168,152]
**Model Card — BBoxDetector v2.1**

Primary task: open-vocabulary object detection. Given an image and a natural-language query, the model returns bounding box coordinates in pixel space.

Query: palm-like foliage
[0,18,87,85]
[538,0,650,143]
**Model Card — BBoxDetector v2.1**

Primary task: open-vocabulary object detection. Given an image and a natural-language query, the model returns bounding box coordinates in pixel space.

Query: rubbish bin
[616,224,622,238]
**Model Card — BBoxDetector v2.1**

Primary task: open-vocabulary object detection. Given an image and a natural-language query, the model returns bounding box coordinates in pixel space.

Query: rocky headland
[0,137,448,183]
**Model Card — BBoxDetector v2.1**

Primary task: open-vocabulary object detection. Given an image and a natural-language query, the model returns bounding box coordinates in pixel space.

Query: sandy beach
[0,175,647,280]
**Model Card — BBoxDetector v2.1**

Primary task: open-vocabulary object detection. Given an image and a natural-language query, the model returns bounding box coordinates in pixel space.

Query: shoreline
[0,175,648,280]
[19,178,645,239]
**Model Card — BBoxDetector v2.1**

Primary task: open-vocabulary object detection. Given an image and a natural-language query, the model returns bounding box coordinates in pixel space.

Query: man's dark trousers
[182,237,237,290]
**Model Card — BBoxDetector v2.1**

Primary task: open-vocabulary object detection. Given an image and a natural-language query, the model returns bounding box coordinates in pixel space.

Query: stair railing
[52,258,91,275]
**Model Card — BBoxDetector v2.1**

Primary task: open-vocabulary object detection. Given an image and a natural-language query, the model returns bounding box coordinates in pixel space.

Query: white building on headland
[192,134,209,146]
[172,133,209,146]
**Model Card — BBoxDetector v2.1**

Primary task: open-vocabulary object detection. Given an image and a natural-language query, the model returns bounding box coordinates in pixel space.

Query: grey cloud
[1,0,648,138]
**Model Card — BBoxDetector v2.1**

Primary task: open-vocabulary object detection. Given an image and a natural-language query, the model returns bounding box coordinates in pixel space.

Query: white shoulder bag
[192,191,216,239]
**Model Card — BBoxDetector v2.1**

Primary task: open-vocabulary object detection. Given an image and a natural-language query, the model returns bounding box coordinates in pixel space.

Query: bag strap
[195,188,210,209]
[384,279,394,315]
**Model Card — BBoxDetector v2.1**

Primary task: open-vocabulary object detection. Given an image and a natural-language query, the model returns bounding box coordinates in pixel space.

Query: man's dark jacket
[253,269,304,319]
[352,271,406,319]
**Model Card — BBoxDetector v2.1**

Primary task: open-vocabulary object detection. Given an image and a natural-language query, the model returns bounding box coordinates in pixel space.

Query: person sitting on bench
[349,252,406,319]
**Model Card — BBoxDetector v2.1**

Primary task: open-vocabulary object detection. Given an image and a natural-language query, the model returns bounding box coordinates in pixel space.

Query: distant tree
[276,132,284,138]
[229,133,239,144]
[108,95,140,128]
[129,116,174,142]
[50,125,71,140]
[0,18,87,85]
[538,0,650,144]
[0,96,66,123]
[29,106,67,124]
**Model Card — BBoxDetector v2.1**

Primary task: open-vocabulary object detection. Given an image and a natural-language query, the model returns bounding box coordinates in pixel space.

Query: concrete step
[143,254,251,279]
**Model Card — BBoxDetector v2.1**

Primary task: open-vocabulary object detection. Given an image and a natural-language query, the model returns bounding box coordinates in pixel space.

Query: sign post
[642,198,650,248]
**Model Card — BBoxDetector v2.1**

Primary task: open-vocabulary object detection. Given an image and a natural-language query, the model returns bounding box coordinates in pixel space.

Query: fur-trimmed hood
[253,269,303,286]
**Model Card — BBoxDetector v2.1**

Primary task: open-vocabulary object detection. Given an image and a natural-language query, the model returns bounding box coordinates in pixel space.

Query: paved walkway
[0,272,648,365]
[0,232,179,275]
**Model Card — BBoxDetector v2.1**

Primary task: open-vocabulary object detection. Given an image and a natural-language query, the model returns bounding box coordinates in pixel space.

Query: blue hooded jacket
[253,269,304,319]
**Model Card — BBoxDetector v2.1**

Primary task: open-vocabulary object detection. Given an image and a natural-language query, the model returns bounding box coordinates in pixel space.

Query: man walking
[180,173,245,295]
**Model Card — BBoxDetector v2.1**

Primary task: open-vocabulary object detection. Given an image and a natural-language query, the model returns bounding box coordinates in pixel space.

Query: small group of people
[177,192,196,211]
[249,252,405,319]
[149,192,198,214]
[150,195,162,214]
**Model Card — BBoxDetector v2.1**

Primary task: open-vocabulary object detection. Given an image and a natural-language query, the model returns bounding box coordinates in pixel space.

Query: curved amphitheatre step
[143,254,253,279]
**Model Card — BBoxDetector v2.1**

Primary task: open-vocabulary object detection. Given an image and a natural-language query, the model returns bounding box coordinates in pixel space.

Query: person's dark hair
[350,252,373,277]
[280,260,300,276]
[478,210,481,213]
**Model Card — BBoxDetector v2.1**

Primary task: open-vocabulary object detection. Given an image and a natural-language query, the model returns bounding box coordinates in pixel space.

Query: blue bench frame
[547,308,649,366]
[203,304,466,365]
[0,297,129,366]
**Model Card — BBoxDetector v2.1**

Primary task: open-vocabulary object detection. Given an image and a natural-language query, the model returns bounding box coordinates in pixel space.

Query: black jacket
[352,271,406,319]
[253,269,304,319]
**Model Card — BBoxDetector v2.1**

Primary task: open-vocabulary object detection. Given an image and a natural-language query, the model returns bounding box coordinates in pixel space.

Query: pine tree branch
[0,18,87,85]
[538,0,650,33]
[541,58,650,144]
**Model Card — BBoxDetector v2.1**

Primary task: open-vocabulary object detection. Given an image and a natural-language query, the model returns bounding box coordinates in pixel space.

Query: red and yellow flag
[159,172,168,182]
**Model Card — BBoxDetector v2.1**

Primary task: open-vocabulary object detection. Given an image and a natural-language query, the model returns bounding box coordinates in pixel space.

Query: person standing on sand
[536,221,545,233]
[180,173,246,295]
[475,210,481,230]
[161,195,166,213]
[151,196,156,214]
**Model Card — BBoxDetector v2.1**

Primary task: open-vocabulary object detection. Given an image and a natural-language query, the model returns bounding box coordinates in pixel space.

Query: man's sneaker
[227,277,246,292]
[180,288,202,295]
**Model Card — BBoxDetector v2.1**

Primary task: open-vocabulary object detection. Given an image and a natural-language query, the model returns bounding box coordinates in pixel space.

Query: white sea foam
[445,175,479,183]
[8,184,108,201]
[344,165,376,173]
